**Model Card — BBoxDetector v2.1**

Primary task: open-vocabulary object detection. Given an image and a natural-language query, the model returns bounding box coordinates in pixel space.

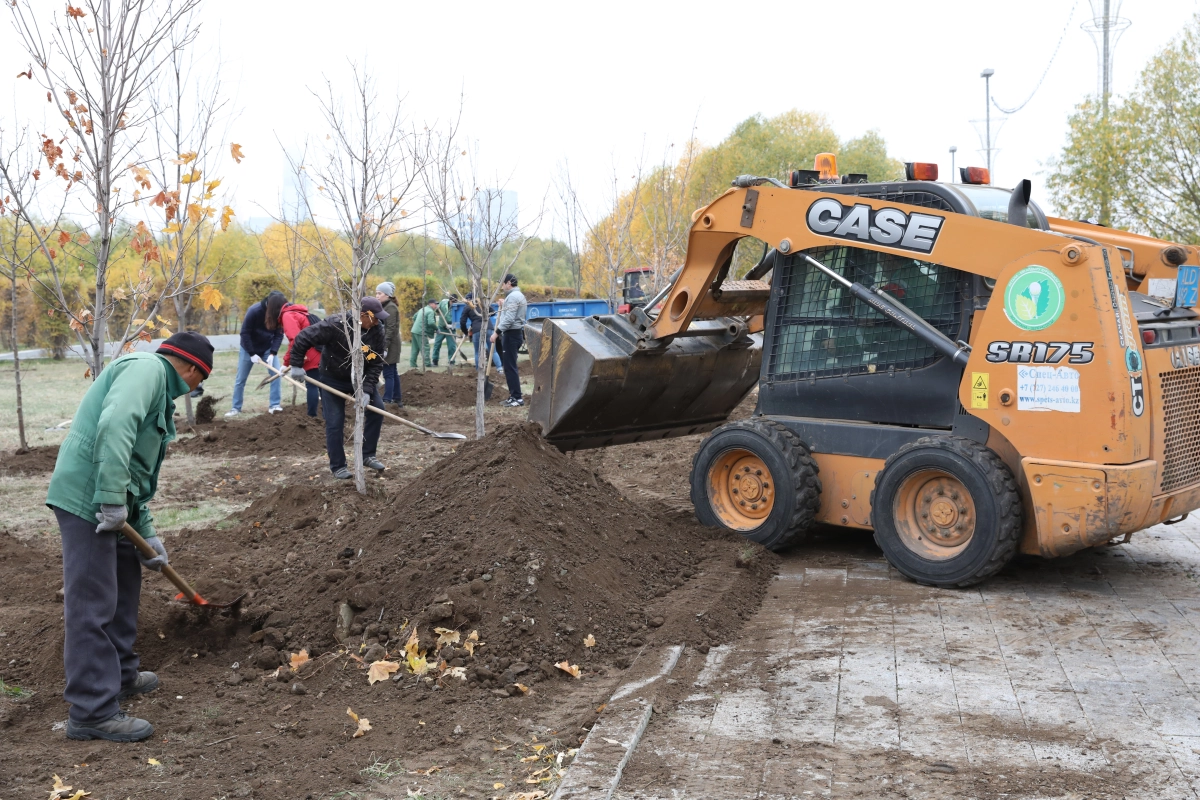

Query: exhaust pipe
[1008,179,1032,228]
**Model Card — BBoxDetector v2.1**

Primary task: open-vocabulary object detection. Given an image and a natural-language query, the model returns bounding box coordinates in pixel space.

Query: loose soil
[401,369,494,407]
[1,445,60,475]
[0,419,775,799]
[194,394,220,424]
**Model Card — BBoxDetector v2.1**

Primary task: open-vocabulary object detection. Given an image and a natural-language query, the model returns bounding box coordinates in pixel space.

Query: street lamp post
[949,145,957,183]
[980,68,994,176]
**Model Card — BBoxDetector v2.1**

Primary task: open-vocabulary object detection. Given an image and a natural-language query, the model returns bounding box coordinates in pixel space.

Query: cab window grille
[768,246,963,381]
[846,189,955,212]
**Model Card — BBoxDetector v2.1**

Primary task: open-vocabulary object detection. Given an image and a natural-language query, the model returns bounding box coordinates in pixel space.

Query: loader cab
[755,178,1052,437]
[617,267,653,314]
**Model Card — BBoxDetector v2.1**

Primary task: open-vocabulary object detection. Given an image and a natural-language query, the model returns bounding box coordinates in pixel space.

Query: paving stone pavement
[612,521,1200,799]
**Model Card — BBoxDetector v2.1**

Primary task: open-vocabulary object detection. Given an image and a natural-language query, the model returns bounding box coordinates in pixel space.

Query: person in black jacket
[288,297,389,480]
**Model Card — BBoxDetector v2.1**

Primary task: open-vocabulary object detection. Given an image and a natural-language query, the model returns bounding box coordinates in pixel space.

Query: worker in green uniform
[46,332,213,742]
[409,298,438,369]
[431,294,459,366]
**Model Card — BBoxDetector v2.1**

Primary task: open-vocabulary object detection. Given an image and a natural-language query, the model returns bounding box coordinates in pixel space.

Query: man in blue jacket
[227,291,286,417]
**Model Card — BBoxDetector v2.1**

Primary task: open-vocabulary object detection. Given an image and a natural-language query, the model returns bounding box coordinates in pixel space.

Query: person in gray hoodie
[490,273,527,406]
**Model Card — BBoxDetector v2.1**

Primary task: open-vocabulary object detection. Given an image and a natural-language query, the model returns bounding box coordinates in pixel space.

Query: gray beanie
[376,281,395,298]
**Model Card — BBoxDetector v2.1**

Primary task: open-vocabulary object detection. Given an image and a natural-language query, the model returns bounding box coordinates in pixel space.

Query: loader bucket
[527,314,762,450]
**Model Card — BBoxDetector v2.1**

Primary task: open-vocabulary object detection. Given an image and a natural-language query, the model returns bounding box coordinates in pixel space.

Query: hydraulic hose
[802,254,972,368]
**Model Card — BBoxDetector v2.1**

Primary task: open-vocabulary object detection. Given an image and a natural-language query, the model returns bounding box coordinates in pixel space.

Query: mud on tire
[690,419,821,551]
[870,435,1021,588]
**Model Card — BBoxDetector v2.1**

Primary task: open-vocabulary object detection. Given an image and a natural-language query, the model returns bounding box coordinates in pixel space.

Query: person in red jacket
[279,301,322,417]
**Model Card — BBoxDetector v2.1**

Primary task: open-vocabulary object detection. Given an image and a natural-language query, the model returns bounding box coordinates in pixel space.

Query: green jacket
[435,299,452,333]
[46,352,190,539]
[382,298,402,365]
[411,306,437,338]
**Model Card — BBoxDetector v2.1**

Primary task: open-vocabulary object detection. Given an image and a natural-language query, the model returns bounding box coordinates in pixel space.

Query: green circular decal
[1004,265,1065,331]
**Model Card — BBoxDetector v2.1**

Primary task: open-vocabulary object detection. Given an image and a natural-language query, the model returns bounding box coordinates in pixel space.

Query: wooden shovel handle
[120,523,203,604]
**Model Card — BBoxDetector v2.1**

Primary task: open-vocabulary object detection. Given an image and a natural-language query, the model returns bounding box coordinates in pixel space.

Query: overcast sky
[1,0,1197,234]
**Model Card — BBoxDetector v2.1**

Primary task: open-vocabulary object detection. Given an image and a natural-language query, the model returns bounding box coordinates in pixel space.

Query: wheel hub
[707,449,775,531]
[894,470,976,559]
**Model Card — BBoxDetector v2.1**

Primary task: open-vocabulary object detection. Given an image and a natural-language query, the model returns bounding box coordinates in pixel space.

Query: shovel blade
[527,315,762,450]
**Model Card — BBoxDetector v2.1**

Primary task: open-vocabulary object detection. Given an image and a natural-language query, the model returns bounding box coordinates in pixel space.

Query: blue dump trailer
[450,298,612,327]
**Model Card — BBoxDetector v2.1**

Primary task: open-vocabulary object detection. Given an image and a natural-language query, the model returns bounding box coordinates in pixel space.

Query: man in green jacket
[431,294,459,366]
[46,331,213,742]
[408,298,438,369]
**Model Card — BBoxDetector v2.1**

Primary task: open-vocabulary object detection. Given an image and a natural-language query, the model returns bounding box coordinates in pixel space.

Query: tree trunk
[11,272,28,451]
[351,315,366,495]
[174,295,196,424]
[473,278,487,439]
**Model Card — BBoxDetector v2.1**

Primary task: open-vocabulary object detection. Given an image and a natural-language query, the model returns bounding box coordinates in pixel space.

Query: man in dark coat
[375,281,403,407]
[47,332,213,741]
[288,298,389,479]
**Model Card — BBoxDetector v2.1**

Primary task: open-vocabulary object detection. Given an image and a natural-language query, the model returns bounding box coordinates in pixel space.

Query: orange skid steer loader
[527,159,1200,587]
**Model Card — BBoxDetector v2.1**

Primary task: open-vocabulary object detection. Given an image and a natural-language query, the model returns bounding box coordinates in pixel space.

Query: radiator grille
[1160,365,1200,492]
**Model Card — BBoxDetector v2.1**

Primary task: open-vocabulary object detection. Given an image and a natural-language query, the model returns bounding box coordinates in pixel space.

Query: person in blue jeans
[227,291,286,416]
[491,274,527,406]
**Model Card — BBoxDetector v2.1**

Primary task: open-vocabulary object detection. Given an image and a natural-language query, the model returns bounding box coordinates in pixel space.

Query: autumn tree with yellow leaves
[579,111,904,300]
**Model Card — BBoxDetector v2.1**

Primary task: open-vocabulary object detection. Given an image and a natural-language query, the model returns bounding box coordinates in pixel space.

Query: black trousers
[496,329,524,400]
[319,375,383,472]
[54,506,142,724]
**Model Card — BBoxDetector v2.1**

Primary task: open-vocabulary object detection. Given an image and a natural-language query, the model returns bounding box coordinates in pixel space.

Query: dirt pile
[1,445,60,475]
[171,403,327,457]
[401,368,490,407]
[180,423,772,681]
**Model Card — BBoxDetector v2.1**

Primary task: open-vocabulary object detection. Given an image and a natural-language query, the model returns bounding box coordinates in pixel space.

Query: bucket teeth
[526,315,762,450]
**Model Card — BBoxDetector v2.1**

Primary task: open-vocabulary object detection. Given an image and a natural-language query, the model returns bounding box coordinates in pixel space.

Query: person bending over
[47,332,213,741]
[289,298,389,479]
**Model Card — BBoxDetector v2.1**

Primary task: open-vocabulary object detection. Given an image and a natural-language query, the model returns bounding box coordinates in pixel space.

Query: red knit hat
[157,331,215,377]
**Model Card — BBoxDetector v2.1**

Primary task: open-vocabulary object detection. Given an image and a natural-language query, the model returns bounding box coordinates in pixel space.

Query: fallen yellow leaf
[289,649,310,671]
[514,682,531,694]
[463,629,481,656]
[493,783,505,790]
[147,758,161,766]
[584,634,596,647]
[520,754,539,762]
[367,660,400,685]
[555,660,581,679]
[346,707,371,737]
[403,628,429,675]
[434,626,460,648]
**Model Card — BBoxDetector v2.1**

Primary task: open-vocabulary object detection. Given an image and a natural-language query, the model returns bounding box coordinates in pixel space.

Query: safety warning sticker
[1017,366,1080,413]
[970,372,989,409]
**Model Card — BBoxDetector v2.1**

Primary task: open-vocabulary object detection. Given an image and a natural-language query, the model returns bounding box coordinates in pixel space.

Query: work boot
[66,712,154,742]
[364,456,385,472]
[117,671,159,702]
[332,467,352,480]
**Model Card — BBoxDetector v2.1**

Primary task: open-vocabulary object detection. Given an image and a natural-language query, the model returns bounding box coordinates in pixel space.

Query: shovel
[256,357,467,440]
[121,523,245,611]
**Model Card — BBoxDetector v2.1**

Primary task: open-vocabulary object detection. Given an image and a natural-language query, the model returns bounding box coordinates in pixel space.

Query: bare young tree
[419,125,542,439]
[146,34,240,423]
[641,137,698,294]
[582,161,644,309]
[284,67,421,494]
[0,0,202,377]
[553,160,585,296]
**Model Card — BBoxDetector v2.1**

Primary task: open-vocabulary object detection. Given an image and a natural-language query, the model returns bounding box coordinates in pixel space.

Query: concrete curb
[553,644,683,800]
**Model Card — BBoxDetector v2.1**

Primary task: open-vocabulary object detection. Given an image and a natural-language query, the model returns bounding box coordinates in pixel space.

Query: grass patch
[0,350,275,451]
[0,678,35,700]
[153,500,243,532]
[359,756,406,780]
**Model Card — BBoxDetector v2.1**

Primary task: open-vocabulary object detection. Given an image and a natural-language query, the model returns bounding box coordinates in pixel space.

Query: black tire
[870,436,1021,588]
[690,419,821,550]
